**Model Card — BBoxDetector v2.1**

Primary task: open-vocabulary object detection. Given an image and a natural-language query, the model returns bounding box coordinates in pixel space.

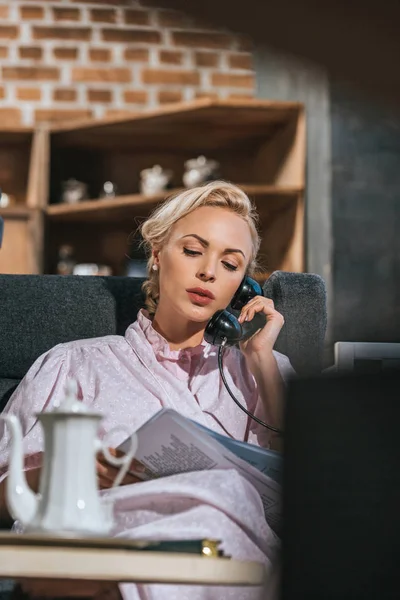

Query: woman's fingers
[130,458,146,473]
[96,458,145,490]
[97,448,146,489]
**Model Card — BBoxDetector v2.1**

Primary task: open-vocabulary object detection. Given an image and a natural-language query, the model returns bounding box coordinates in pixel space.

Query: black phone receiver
[204,276,267,346]
[204,275,284,434]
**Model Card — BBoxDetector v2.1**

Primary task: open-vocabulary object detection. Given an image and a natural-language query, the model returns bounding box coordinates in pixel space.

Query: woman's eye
[183,247,201,256]
[223,262,238,272]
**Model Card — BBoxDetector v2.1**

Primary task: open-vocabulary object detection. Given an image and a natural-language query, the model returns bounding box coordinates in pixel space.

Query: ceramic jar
[140,165,172,196]
[182,155,219,188]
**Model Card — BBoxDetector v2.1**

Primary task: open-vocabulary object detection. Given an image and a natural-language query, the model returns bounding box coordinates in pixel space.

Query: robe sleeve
[0,343,84,481]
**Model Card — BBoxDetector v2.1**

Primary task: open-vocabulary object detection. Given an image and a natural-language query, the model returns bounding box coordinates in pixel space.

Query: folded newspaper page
[190,419,282,484]
[118,408,282,534]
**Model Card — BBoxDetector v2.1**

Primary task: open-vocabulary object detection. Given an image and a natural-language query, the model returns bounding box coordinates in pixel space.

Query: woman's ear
[152,249,160,266]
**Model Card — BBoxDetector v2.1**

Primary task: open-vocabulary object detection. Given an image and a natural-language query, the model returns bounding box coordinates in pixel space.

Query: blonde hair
[140,181,261,315]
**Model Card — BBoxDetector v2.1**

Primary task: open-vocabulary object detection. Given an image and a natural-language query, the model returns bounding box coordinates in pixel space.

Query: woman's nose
[197,263,216,282]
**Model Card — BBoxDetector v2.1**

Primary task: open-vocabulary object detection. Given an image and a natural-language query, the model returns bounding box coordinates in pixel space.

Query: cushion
[264,271,327,375]
[0,275,145,380]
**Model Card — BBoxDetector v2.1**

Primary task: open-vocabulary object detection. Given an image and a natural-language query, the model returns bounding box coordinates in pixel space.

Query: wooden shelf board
[0,206,32,220]
[46,185,303,223]
[0,128,33,145]
[50,98,302,152]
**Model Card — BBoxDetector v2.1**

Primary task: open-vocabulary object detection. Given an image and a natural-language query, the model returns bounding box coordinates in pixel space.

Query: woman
[0,181,294,600]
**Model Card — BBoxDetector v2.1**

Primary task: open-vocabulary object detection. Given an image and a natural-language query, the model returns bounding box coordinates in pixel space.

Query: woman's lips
[187,291,214,306]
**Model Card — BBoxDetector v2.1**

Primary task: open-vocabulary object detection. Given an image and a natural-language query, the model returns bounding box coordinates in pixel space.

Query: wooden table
[0,533,267,589]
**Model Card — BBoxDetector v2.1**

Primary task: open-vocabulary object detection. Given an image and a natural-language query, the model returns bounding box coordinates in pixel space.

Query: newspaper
[118,408,282,534]
[190,419,283,484]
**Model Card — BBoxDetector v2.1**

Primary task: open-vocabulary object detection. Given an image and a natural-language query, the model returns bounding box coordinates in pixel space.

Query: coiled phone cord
[218,339,284,436]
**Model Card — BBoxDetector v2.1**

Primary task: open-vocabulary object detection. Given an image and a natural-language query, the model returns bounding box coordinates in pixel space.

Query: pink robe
[0,310,295,600]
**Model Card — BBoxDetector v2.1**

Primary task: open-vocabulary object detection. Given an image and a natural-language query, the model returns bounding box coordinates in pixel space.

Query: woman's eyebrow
[181,234,246,258]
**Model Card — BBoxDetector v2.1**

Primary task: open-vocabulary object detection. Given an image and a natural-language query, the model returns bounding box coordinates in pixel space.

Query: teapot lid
[52,378,101,417]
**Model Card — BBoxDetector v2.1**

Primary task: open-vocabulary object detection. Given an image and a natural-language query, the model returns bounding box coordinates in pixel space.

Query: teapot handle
[98,426,138,489]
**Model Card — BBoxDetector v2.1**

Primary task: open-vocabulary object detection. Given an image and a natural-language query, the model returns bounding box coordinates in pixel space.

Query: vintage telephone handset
[204,276,283,435]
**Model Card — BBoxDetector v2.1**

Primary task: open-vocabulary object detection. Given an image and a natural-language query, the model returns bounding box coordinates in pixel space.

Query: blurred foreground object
[282,371,400,599]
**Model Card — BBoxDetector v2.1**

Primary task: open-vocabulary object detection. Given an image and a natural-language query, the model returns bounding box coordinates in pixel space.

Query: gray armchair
[0,271,327,412]
[0,270,327,600]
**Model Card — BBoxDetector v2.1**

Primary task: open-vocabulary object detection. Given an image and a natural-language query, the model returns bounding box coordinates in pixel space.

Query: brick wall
[0,0,255,126]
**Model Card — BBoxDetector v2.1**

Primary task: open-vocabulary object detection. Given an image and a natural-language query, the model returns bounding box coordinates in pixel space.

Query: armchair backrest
[0,271,327,411]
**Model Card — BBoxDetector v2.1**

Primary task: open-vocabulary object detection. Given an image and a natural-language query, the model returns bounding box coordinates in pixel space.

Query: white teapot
[182,155,219,188]
[140,165,172,196]
[0,379,137,537]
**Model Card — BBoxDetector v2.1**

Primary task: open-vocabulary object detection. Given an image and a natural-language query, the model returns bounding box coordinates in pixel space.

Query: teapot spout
[0,415,38,526]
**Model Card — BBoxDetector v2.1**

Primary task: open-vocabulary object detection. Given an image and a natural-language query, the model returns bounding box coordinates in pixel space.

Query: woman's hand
[96,448,145,490]
[238,295,284,357]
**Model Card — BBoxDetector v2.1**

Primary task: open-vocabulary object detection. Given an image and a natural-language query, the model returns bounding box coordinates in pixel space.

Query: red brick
[16,87,41,101]
[0,26,18,39]
[157,10,188,27]
[172,31,233,50]
[33,26,91,41]
[195,91,220,100]
[211,72,255,88]
[158,90,183,104]
[89,48,112,62]
[228,93,255,100]
[228,53,253,70]
[101,28,160,44]
[18,46,43,60]
[142,69,199,85]
[53,47,78,60]
[90,9,116,23]
[124,9,149,25]
[53,88,77,102]
[0,108,22,127]
[0,5,9,19]
[0,47,8,59]
[20,5,44,20]
[35,109,92,123]
[123,90,148,104]
[2,66,59,81]
[159,50,183,65]
[53,7,81,21]
[87,89,112,103]
[195,51,219,68]
[104,109,137,119]
[124,48,149,62]
[72,68,131,83]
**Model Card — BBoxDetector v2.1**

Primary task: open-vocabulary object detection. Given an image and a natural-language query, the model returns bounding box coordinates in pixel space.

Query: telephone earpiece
[205,275,284,434]
[204,276,267,346]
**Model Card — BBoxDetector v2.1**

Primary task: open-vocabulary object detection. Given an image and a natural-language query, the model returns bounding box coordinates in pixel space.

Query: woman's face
[155,206,254,323]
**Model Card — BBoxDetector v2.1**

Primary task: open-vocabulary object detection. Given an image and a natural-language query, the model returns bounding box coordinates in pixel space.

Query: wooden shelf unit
[0,126,48,274]
[1,98,306,280]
